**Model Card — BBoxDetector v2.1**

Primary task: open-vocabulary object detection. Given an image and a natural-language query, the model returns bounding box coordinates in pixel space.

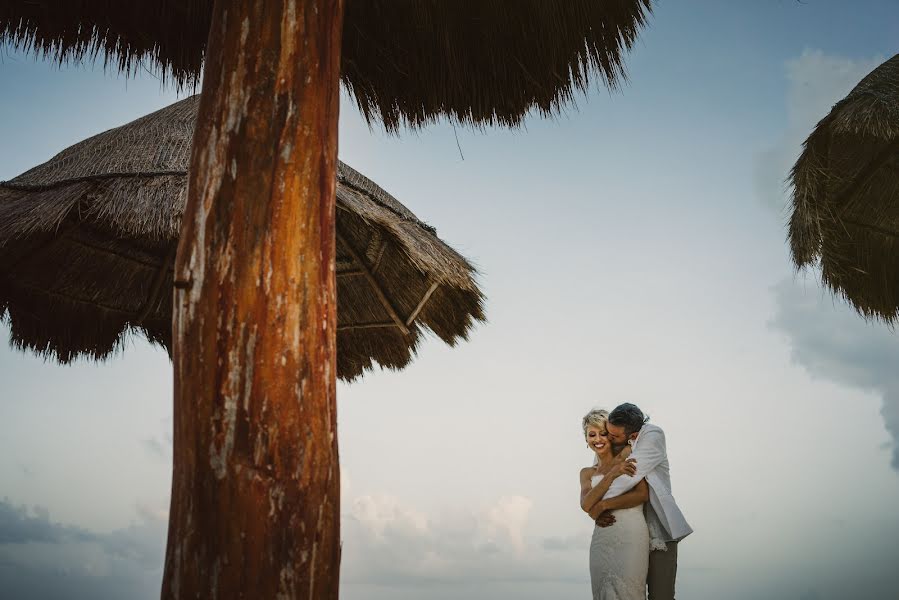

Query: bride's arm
[579,468,595,511]
[587,480,649,520]
[579,459,636,513]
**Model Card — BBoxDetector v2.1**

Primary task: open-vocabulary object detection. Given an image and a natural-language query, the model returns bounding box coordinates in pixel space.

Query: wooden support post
[164,0,344,598]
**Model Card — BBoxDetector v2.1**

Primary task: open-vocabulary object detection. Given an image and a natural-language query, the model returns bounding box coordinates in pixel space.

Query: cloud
[142,418,174,460]
[484,496,532,555]
[1,488,554,597]
[141,437,169,460]
[0,499,166,599]
[755,50,883,215]
[541,532,590,552]
[758,50,899,470]
[770,278,899,467]
[342,493,546,585]
[0,500,95,545]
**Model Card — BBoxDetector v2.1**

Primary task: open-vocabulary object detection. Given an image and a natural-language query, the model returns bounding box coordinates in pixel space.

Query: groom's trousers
[647,541,678,600]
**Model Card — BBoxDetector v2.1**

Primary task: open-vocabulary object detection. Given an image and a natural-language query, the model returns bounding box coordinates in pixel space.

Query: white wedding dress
[589,473,650,600]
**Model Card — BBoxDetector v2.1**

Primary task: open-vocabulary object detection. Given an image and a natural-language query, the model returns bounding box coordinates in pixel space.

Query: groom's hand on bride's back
[595,511,616,528]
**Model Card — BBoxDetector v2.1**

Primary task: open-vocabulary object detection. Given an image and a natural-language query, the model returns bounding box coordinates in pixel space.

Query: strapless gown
[589,473,650,600]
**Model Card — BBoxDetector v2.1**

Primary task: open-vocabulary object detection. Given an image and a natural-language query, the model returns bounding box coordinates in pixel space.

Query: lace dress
[589,473,650,600]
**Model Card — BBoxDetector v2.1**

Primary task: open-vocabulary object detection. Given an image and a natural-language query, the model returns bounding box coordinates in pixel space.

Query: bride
[579,409,651,600]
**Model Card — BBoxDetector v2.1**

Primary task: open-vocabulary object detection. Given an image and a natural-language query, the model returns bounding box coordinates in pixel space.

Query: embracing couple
[579,403,692,600]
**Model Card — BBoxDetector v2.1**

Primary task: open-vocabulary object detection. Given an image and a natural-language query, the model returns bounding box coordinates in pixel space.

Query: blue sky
[2,1,899,599]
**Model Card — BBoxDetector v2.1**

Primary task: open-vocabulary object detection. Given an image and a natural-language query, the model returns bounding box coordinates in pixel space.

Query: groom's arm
[602,429,667,499]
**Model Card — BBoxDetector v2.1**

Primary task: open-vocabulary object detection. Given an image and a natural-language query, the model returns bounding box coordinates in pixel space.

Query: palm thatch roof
[0,95,484,380]
[1,0,653,130]
[789,53,899,322]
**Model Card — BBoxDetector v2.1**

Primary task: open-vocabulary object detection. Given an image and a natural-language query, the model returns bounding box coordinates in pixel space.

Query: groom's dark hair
[608,403,647,436]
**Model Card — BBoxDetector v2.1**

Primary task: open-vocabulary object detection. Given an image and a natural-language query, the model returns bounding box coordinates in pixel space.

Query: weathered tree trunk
[163,0,343,597]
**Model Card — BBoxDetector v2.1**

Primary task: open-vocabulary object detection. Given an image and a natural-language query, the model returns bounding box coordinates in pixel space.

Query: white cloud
[770,278,899,468]
[0,499,166,599]
[541,532,590,552]
[758,50,899,469]
[755,49,884,214]
[484,496,532,555]
[341,491,561,585]
[141,437,168,460]
[784,50,885,129]
[349,494,430,542]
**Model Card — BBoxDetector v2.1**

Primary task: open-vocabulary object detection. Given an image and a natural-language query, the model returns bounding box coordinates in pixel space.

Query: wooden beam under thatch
[337,231,410,336]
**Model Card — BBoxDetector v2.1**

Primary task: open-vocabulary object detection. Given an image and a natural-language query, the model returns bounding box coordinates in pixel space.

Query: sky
[2,1,899,599]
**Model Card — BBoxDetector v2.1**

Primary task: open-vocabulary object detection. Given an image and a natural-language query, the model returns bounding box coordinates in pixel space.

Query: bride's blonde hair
[582,408,610,439]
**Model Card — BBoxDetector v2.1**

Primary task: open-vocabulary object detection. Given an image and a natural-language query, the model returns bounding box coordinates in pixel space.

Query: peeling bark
[164,0,343,597]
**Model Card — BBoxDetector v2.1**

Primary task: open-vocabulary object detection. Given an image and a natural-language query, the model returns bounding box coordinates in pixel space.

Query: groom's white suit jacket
[605,423,692,543]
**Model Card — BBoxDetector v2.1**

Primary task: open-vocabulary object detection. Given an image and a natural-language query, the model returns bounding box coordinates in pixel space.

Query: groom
[599,403,692,600]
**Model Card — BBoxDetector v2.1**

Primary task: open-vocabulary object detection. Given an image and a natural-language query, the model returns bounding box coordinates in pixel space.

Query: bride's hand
[608,458,637,479]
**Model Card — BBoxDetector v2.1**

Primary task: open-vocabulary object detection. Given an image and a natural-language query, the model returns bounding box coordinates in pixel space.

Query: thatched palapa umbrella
[790,54,899,321]
[0,95,484,381]
[2,1,653,597]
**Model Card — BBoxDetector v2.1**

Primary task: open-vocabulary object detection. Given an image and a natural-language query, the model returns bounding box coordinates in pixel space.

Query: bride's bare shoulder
[579,466,595,479]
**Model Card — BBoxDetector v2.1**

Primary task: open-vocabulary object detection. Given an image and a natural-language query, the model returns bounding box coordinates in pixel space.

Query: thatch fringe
[0,97,485,378]
[0,176,186,245]
[788,54,899,322]
[1,0,652,130]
